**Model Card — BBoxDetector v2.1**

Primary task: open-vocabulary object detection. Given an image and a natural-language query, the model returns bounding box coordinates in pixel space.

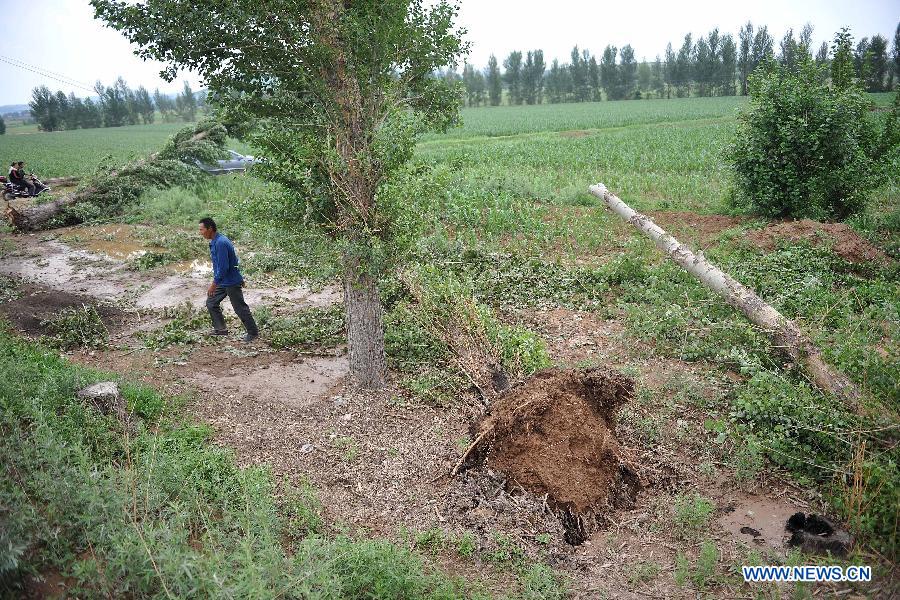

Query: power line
[0,55,96,94]
[0,54,94,88]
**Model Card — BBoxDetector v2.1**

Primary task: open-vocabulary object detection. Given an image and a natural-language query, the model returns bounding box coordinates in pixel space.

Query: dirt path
[1,227,888,598]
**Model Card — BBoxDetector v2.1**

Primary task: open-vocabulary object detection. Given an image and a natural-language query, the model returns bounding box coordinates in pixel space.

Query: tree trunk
[589,183,862,411]
[343,255,387,389]
[5,190,89,231]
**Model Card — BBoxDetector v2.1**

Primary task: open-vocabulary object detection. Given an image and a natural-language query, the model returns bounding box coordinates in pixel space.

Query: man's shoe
[207,329,228,337]
[243,333,259,343]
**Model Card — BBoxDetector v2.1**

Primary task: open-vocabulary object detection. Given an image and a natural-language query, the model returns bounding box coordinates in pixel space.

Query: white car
[196,150,257,174]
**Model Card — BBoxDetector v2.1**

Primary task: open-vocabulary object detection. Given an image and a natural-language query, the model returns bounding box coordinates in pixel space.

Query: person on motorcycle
[11,161,37,196]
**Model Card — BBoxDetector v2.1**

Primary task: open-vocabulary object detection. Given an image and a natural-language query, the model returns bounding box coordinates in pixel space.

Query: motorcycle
[1,173,51,202]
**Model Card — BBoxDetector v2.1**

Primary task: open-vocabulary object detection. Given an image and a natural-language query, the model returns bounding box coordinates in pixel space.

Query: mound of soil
[649,210,746,246]
[0,281,122,335]
[745,219,888,265]
[469,368,639,543]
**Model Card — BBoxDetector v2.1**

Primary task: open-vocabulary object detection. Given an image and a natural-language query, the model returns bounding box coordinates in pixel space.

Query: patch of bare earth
[745,219,889,264]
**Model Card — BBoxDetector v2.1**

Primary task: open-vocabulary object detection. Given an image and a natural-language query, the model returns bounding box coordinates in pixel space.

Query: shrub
[728,56,892,221]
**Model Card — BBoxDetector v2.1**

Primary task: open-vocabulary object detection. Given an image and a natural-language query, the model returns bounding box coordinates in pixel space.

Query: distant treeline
[29,79,204,132]
[451,22,900,106]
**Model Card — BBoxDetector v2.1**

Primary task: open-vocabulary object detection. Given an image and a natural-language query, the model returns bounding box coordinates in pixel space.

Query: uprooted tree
[90,0,468,389]
[5,121,227,230]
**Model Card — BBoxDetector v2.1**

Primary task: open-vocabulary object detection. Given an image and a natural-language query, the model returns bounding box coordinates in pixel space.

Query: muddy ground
[1,224,893,599]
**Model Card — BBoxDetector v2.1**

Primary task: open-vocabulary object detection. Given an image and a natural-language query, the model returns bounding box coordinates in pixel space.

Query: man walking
[198,217,259,342]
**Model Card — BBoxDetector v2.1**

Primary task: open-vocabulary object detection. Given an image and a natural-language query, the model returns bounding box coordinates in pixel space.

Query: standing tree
[569,46,590,102]
[521,51,537,104]
[600,45,619,100]
[663,42,676,98]
[815,41,830,81]
[694,36,713,96]
[738,21,754,95]
[619,45,637,99]
[545,58,564,103]
[154,88,177,121]
[82,97,103,128]
[637,60,651,96]
[91,0,467,389]
[719,34,737,95]
[864,35,889,92]
[486,54,502,106]
[29,86,60,131]
[134,86,156,123]
[893,22,900,88]
[831,27,856,90]
[675,34,693,97]
[588,55,601,100]
[503,51,523,105]
[176,81,198,121]
[0,115,5,135]
[532,49,546,104]
[651,54,665,98]
[751,26,775,75]
[778,28,799,71]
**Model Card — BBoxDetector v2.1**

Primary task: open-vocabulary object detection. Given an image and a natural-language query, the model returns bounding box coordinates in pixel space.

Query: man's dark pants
[207,284,258,335]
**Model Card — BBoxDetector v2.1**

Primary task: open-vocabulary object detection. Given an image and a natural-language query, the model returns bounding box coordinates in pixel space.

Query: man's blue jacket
[209,233,244,287]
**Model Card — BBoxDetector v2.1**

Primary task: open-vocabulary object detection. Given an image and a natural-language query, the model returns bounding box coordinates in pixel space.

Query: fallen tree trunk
[5,192,86,231]
[5,129,214,232]
[588,183,862,411]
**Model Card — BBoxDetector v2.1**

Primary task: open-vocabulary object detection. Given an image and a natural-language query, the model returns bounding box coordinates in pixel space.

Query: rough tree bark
[344,257,388,389]
[589,183,862,411]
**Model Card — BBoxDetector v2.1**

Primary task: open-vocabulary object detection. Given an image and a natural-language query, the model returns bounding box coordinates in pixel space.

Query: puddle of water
[168,258,213,278]
[193,357,348,408]
[56,224,163,260]
[719,495,799,552]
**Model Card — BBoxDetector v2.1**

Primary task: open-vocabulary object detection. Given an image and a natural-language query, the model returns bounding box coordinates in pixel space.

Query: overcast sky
[1,0,897,107]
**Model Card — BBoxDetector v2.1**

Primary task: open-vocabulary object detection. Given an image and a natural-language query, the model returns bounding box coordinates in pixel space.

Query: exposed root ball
[468,368,639,543]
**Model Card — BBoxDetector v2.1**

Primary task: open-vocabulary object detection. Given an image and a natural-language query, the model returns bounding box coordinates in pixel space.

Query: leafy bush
[729,58,894,220]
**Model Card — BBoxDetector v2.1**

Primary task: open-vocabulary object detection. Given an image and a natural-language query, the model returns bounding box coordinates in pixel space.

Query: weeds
[673,493,715,538]
[41,304,109,350]
[674,540,719,589]
[267,305,345,351]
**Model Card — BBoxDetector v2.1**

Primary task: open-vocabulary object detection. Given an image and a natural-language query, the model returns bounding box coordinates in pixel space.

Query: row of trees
[29,79,202,132]
[457,22,900,106]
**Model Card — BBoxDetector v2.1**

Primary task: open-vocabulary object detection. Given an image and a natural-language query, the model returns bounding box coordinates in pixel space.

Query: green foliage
[41,304,109,350]
[267,305,345,351]
[517,563,567,600]
[628,561,661,586]
[455,531,476,558]
[729,58,892,220]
